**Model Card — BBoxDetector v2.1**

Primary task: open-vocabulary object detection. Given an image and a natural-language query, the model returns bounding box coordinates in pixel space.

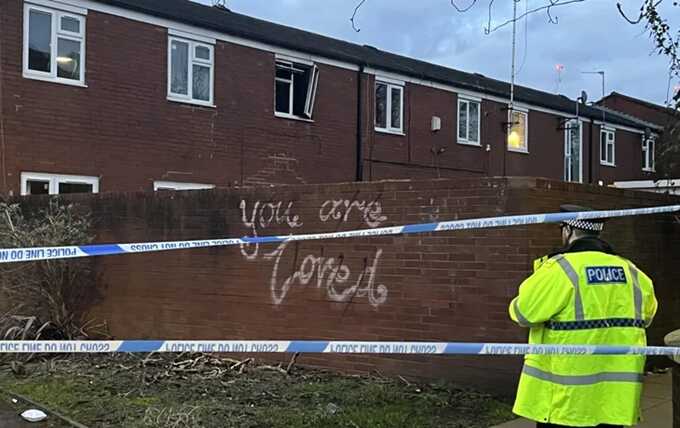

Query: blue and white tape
[1,341,679,356]
[0,204,678,264]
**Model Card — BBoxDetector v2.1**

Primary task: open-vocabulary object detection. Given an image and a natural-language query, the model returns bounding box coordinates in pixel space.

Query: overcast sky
[194,0,678,106]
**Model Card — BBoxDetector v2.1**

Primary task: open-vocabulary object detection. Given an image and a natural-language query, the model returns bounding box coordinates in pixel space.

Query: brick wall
[17,177,680,393]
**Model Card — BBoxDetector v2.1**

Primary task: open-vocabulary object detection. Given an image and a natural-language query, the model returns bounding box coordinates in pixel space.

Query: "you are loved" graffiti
[239,198,388,308]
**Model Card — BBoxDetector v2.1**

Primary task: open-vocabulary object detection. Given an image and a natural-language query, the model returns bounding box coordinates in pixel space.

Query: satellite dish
[580,90,588,104]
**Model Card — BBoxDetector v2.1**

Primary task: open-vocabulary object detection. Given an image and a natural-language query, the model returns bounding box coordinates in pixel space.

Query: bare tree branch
[350,0,367,32]
[616,1,645,24]
[485,0,586,34]
[450,0,478,13]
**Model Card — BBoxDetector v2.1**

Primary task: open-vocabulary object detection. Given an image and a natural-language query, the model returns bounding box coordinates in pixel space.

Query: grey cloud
[194,0,677,105]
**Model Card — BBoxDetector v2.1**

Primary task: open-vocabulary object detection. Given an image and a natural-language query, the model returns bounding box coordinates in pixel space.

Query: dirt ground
[0,354,514,427]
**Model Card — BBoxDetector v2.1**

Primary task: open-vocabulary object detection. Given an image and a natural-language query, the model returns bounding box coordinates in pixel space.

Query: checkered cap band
[563,219,604,232]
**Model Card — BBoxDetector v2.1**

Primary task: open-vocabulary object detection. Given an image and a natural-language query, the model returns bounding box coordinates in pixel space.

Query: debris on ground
[0,354,514,427]
[20,409,47,423]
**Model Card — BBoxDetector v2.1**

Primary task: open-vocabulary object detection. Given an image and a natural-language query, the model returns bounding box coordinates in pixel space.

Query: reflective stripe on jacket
[509,244,657,427]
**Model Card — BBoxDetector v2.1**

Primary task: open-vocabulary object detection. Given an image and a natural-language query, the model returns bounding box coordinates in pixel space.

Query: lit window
[153,181,215,191]
[275,60,319,119]
[507,110,528,152]
[21,172,98,196]
[168,36,214,106]
[600,128,616,166]
[458,98,481,145]
[23,4,85,85]
[642,137,655,171]
[375,81,404,134]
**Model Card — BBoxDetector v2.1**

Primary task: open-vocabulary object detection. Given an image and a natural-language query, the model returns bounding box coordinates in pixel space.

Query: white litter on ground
[20,409,47,422]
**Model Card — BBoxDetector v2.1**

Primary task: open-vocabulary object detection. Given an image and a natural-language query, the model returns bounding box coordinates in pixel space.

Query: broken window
[275,60,319,119]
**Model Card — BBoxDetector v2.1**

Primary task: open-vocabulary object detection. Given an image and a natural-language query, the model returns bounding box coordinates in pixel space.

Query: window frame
[23,3,87,87]
[564,119,583,183]
[20,172,99,196]
[600,127,616,167]
[374,80,404,135]
[457,97,481,146]
[507,108,529,153]
[167,35,215,107]
[642,136,656,172]
[274,59,319,121]
[153,181,215,191]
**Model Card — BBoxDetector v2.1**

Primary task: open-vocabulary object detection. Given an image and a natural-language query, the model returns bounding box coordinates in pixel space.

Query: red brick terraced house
[0,0,663,196]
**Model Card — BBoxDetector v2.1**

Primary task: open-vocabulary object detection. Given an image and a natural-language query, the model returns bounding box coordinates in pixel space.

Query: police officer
[509,205,658,428]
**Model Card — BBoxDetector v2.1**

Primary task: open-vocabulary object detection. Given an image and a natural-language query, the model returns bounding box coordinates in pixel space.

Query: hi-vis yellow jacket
[510,243,657,427]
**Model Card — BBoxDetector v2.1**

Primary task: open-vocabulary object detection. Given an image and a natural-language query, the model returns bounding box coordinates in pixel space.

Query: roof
[600,92,678,115]
[97,0,661,131]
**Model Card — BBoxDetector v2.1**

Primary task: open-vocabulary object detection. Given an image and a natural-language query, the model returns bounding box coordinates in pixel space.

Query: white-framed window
[153,181,215,191]
[564,119,583,183]
[275,60,320,120]
[600,128,616,166]
[168,36,214,106]
[375,81,404,134]
[457,97,481,146]
[642,137,655,172]
[507,109,528,153]
[21,172,99,196]
[23,3,86,86]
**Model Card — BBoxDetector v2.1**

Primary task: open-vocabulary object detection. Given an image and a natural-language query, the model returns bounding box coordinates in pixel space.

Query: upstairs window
[600,128,616,166]
[21,172,98,196]
[275,60,319,120]
[642,137,655,172]
[457,98,481,145]
[375,81,404,134]
[23,4,86,85]
[507,109,528,152]
[168,36,214,106]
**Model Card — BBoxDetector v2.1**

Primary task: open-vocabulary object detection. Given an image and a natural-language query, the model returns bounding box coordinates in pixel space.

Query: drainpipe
[588,119,594,184]
[0,6,6,196]
[355,64,365,182]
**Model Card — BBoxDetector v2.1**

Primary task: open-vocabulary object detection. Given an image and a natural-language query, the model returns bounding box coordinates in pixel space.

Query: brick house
[0,0,662,196]
[596,92,680,193]
[598,91,677,129]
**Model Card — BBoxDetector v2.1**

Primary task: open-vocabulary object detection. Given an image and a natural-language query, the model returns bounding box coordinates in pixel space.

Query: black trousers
[537,424,622,428]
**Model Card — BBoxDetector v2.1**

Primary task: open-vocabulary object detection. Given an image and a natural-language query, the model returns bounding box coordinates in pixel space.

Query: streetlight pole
[582,70,606,124]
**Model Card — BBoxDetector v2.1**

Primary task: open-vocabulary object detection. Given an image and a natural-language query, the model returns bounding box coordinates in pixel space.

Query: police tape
[0,341,679,356]
[0,204,678,264]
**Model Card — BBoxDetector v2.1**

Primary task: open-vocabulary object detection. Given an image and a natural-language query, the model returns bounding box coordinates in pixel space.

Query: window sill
[643,168,656,173]
[375,128,405,136]
[507,147,529,154]
[23,72,87,88]
[457,140,481,147]
[167,96,216,109]
[275,112,314,123]
[600,162,616,168]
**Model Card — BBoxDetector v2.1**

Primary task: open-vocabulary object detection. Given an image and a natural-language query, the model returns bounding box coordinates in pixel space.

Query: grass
[0,355,515,427]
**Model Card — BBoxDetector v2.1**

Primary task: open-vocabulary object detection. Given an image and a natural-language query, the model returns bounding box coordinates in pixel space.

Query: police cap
[560,204,605,232]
